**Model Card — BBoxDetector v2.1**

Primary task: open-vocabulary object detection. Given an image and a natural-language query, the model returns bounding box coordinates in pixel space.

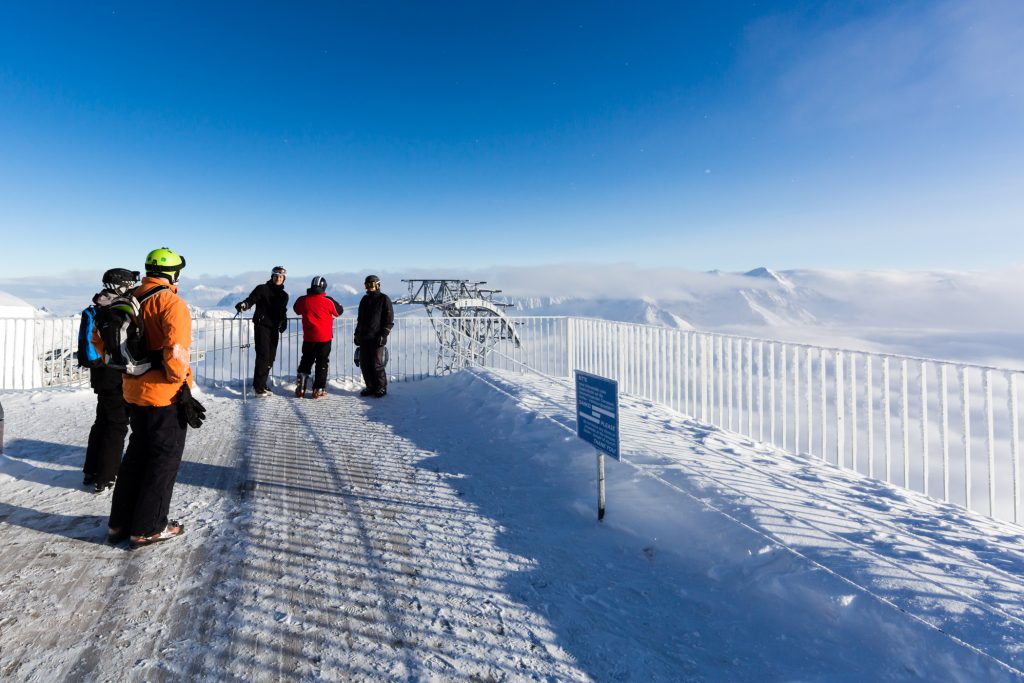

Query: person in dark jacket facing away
[354,274,394,397]
[235,266,289,395]
[83,268,139,492]
[293,276,343,398]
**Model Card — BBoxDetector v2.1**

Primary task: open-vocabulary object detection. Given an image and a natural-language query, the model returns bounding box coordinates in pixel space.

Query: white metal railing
[191,316,450,393]
[5,314,1022,525]
[1,317,89,388]
[0,315,565,392]
[563,318,1023,525]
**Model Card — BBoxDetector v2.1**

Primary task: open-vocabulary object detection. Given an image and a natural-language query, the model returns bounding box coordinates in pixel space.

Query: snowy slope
[1,371,1023,681]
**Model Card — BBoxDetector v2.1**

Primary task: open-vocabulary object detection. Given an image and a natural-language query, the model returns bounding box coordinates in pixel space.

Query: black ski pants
[298,340,332,390]
[83,391,129,485]
[358,343,388,393]
[109,403,187,537]
[253,325,280,392]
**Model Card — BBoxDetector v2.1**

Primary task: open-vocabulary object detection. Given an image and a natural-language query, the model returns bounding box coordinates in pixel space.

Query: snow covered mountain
[498,265,1024,367]
[2,264,1022,366]
[506,267,877,330]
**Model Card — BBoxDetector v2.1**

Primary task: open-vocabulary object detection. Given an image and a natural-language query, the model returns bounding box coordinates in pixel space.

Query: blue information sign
[575,370,620,460]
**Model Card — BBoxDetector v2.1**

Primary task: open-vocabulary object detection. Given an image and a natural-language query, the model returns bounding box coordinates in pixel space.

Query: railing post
[920,361,929,496]
[1009,372,1020,524]
[962,366,972,510]
[769,342,776,444]
[901,359,910,487]
[850,353,858,472]
[716,335,724,425]
[702,334,710,423]
[819,349,827,461]
[792,346,800,453]
[727,337,734,431]
[984,369,995,516]
[566,317,575,376]
[883,358,892,482]
[781,343,788,451]
[758,341,765,442]
[836,351,845,469]
[940,364,950,502]
[867,355,874,478]
[746,339,753,437]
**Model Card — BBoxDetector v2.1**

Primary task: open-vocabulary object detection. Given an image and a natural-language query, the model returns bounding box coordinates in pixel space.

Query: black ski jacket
[354,291,395,345]
[239,281,289,328]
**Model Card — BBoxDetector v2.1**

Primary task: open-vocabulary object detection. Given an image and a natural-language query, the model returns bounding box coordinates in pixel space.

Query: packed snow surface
[2,370,1024,681]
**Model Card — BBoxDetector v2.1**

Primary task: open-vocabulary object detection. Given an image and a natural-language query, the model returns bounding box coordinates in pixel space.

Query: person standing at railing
[79,268,139,492]
[234,266,289,396]
[293,276,344,399]
[354,274,394,398]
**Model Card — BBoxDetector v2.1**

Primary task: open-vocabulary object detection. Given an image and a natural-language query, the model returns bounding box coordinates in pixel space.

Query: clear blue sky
[1,1,1021,278]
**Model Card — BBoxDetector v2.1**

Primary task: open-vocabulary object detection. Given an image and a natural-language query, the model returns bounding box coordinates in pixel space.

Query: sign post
[575,370,620,521]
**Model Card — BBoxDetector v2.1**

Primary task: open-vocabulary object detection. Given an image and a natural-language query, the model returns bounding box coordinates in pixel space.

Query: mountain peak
[743,267,794,291]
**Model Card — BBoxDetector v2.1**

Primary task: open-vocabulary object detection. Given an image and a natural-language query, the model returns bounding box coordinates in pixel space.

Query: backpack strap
[135,284,169,304]
[134,284,171,369]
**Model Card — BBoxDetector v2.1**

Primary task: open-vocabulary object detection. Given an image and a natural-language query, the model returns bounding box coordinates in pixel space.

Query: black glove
[177,383,206,429]
[235,301,249,313]
[278,320,287,333]
[378,334,388,347]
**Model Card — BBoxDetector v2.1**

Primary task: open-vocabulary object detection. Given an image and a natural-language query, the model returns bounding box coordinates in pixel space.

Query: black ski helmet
[102,268,140,290]
[310,276,327,294]
[364,274,380,287]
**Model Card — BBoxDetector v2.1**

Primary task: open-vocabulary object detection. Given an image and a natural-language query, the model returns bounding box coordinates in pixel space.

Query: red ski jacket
[293,291,343,342]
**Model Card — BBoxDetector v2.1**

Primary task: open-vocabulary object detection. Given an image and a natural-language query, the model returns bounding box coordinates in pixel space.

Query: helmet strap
[148,269,180,284]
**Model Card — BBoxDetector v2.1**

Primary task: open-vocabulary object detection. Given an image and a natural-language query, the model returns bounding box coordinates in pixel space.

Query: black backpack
[95,285,169,375]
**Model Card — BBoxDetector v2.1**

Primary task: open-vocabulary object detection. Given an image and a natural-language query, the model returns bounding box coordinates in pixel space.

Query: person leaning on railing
[235,266,289,396]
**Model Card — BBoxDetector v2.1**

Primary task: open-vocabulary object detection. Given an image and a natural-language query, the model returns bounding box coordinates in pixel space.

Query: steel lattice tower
[395,279,521,374]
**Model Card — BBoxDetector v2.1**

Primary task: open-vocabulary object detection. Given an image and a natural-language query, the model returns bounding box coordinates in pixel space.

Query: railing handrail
[3,313,1017,376]
[562,315,1024,375]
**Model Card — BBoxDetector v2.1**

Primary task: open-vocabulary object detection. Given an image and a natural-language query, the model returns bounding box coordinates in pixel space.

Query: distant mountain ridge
[507,267,850,330]
[2,265,1022,366]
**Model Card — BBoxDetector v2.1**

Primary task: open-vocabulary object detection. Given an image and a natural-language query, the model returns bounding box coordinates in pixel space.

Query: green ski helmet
[144,247,186,282]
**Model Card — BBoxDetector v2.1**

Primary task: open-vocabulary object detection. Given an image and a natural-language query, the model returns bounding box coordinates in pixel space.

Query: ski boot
[312,388,326,399]
[295,373,308,398]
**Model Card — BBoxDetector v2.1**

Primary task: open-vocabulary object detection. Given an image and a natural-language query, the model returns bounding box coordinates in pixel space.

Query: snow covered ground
[2,369,1023,681]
